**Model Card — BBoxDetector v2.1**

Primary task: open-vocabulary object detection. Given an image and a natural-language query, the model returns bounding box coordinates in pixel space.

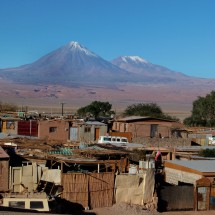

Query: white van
[2,193,49,212]
[98,136,129,145]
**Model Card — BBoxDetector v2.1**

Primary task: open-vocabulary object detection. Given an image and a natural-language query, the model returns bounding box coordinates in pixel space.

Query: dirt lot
[89,203,215,215]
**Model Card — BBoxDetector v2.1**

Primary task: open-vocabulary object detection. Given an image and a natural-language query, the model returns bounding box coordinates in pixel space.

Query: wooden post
[206,187,210,210]
[61,161,63,173]
[167,152,171,160]
[98,163,100,173]
[194,186,197,211]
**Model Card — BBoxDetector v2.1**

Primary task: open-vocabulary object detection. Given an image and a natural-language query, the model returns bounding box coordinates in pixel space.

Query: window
[30,201,44,209]
[49,127,57,133]
[122,138,128,143]
[84,127,91,133]
[150,124,158,138]
[9,201,25,209]
[124,123,126,132]
[104,137,111,141]
[117,138,120,142]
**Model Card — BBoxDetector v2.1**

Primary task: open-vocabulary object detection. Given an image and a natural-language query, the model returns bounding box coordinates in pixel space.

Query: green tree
[123,103,179,121]
[77,101,113,118]
[184,91,215,126]
[124,103,163,117]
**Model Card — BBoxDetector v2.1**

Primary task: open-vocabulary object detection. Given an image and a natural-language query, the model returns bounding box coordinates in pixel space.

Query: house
[112,116,183,141]
[69,120,108,142]
[0,146,10,191]
[38,119,69,141]
[0,118,108,143]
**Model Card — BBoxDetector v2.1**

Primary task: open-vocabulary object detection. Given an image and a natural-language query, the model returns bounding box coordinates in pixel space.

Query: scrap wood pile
[0,137,69,150]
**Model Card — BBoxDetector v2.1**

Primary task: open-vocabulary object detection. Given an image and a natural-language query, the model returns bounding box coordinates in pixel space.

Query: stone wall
[133,137,193,147]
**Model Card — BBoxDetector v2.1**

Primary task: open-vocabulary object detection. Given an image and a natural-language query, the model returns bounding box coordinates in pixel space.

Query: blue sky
[1,0,215,78]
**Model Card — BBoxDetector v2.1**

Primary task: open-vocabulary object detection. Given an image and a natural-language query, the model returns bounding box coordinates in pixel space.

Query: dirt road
[90,203,215,215]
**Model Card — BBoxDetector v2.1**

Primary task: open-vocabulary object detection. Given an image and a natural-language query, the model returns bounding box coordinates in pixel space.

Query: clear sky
[1,0,215,78]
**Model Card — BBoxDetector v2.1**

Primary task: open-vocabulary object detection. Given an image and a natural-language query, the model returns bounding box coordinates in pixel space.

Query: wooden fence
[61,172,115,209]
[158,185,194,211]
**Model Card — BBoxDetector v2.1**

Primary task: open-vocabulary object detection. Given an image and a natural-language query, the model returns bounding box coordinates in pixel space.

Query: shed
[164,160,215,185]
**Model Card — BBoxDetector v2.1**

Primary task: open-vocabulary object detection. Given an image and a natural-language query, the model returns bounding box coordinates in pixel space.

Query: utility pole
[60,102,65,117]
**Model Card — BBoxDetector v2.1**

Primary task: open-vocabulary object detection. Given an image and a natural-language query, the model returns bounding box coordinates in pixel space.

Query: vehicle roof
[99,136,128,138]
[3,192,47,199]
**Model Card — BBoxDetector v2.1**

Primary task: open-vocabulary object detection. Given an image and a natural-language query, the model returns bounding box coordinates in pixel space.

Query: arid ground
[89,203,215,215]
[1,79,215,121]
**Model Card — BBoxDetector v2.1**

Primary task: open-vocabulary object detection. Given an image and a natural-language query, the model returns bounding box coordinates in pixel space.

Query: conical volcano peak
[68,41,82,48]
[66,41,97,57]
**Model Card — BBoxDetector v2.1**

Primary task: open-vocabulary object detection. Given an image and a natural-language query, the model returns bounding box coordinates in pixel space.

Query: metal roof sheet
[116,116,176,122]
[166,160,215,173]
[86,121,106,125]
[117,116,150,121]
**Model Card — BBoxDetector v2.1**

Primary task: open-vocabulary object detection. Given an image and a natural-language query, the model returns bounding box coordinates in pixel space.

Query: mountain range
[0,41,191,85]
[0,41,215,119]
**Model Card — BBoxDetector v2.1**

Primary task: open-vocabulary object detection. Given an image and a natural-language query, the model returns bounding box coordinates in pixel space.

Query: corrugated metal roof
[86,121,106,126]
[116,116,176,122]
[117,116,150,121]
[176,145,215,151]
[166,160,215,173]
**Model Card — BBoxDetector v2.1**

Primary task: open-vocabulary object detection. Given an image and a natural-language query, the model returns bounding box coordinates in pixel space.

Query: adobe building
[112,116,183,140]
[38,119,69,141]
[37,119,108,142]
